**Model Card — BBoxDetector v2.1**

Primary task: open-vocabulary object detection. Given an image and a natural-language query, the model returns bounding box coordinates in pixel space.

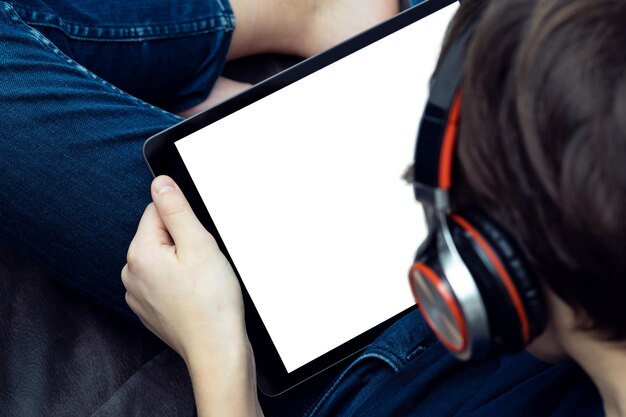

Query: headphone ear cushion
[448,209,546,350]
[411,228,472,356]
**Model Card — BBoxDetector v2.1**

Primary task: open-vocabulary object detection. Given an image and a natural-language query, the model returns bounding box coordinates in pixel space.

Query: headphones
[408,21,546,360]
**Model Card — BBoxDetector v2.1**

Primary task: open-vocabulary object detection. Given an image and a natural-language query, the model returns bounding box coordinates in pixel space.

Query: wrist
[184,333,251,374]
[181,317,250,368]
[184,338,262,417]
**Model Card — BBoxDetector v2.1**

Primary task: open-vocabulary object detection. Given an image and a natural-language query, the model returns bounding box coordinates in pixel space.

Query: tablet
[144,0,458,395]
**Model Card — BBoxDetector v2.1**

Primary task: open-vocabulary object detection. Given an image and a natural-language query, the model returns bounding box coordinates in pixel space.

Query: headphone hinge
[413,183,449,211]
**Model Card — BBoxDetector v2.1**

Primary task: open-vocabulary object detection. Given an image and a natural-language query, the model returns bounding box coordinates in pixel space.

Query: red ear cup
[447,209,545,351]
[409,208,545,358]
[409,236,470,354]
[409,262,469,354]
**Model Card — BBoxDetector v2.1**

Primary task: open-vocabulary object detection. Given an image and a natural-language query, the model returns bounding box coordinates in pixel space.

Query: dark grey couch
[0,241,195,417]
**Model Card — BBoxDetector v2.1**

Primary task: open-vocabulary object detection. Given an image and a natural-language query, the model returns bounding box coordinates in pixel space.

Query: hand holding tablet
[142,0,458,395]
[123,176,247,359]
[122,175,261,416]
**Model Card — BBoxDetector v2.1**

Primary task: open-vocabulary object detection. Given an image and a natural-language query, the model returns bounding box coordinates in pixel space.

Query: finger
[121,264,130,289]
[125,291,140,314]
[150,176,206,250]
[133,203,174,248]
[121,262,142,290]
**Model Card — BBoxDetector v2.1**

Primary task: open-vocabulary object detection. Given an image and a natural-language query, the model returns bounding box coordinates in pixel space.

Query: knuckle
[200,230,218,247]
[124,292,135,309]
[121,264,129,285]
[126,239,137,258]
[126,248,142,273]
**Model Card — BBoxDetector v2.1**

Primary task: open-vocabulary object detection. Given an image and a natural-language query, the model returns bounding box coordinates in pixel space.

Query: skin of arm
[121,175,264,417]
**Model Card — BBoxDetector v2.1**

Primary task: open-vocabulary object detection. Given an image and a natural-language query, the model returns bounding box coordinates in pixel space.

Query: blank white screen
[176,3,458,373]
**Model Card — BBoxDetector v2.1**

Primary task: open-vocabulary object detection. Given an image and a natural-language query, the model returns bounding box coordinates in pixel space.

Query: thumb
[151,175,205,250]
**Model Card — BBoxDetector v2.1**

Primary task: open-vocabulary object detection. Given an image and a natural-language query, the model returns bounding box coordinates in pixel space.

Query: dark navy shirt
[262,310,604,417]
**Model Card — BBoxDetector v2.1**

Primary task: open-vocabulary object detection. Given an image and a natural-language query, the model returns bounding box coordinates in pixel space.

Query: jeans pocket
[302,310,437,417]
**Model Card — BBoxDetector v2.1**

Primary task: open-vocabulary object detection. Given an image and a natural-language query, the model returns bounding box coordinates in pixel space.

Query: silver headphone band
[436,210,491,360]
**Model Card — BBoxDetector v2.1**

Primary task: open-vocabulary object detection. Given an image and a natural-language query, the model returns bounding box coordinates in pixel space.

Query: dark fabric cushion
[0,241,195,417]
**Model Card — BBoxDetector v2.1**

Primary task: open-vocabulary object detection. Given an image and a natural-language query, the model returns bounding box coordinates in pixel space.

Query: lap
[0,1,181,318]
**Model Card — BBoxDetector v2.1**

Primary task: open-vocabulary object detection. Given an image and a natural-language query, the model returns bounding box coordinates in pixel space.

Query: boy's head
[447,0,626,342]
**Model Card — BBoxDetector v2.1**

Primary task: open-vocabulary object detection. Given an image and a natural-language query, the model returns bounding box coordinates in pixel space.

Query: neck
[565,332,626,417]
[539,290,626,417]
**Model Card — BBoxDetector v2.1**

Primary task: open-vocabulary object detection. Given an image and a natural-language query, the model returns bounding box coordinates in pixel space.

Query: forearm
[185,339,264,417]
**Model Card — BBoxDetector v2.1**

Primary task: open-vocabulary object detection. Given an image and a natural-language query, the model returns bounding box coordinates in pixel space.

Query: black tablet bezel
[144,0,455,395]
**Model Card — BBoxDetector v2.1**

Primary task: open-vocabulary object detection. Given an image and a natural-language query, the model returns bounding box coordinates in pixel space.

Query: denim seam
[215,0,229,14]
[362,348,403,371]
[10,4,235,42]
[1,3,181,122]
[355,351,451,417]
[0,1,19,23]
[301,352,398,417]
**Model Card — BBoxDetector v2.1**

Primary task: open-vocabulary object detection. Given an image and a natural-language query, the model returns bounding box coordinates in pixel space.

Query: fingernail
[154,177,175,195]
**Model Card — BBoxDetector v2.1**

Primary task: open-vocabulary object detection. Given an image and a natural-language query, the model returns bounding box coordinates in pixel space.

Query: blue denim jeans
[0,0,234,318]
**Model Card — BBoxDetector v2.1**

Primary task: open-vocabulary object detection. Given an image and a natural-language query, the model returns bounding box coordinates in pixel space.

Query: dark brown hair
[446,0,626,339]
